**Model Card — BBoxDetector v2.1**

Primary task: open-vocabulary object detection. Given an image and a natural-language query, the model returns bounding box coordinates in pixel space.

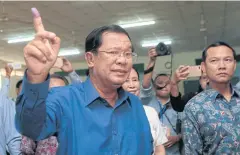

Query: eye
[210,59,217,63]
[125,52,132,58]
[133,78,138,82]
[226,58,233,62]
[109,51,119,56]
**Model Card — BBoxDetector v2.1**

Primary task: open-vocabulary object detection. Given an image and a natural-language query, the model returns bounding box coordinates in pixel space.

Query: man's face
[91,32,133,88]
[49,78,66,88]
[154,75,171,98]
[201,46,236,84]
[122,68,140,96]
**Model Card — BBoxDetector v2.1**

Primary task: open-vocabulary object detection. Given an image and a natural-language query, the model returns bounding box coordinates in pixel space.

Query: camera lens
[156,42,169,56]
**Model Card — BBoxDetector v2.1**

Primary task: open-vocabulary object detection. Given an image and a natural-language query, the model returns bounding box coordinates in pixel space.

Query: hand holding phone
[188,65,202,77]
[53,57,63,69]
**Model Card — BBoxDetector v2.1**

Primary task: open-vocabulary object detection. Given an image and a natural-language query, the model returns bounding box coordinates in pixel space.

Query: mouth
[217,73,228,76]
[113,69,128,75]
[128,90,138,95]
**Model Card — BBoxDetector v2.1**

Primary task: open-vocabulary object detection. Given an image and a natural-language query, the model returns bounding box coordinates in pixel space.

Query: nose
[116,53,127,65]
[218,60,226,70]
[129,80,135,88]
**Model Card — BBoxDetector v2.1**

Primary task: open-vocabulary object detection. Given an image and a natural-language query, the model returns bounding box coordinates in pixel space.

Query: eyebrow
[106,46,133,51]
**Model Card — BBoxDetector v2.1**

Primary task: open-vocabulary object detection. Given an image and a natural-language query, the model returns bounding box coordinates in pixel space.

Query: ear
[201,61,206,74]
[85,52,95,68]
[234,60,237,71]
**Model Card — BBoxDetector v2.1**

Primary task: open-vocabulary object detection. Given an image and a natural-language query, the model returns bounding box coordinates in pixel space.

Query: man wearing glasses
[15,8,153,155]
[141,48,182,155]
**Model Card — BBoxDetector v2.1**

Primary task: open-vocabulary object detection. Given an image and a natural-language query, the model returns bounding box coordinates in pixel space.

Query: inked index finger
[31,8,45,32]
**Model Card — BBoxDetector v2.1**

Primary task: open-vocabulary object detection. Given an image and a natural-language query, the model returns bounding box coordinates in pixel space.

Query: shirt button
[112,130,117,135]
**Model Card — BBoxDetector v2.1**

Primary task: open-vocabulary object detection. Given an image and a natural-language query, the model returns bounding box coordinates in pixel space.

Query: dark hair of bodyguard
[202,41,236,62]
[85,25,134,53]
[16,80,23,89]
[50,74,69,85]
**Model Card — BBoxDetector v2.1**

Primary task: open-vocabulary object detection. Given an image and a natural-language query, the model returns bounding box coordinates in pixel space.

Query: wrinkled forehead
[101,31,132,50]
[206,46,234,59]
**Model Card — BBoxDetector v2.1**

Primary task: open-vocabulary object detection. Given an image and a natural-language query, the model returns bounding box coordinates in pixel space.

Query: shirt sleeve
[15,72,65,141]
[140,82,156,107]
[151,109,168,146]
[0,77,10,97]
[140,82,154,98]
[68,70,82,84]
[2,94,21,155]
[182,103,203,155]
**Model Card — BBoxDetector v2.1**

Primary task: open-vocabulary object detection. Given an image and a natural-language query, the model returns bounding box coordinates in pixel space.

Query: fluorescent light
[142,40,172,47]
[8,36,34,44]
[120,21,155,28]
[58,48,80,56]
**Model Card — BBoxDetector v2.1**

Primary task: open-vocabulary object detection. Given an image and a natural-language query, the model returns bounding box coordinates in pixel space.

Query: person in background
[141,48,182,155]
[122,67,167,155]
[16,8,153,155]
[170,65,209,112]
[0,66,21,155]
[1,64,13,97]
[182,41,240,154]
[16,80,23,97]
[59,57,82,83]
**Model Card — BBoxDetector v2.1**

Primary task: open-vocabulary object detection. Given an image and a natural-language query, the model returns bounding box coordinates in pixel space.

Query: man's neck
[157,96,169,105]
[209,81,232,102]
[90,76,118,107]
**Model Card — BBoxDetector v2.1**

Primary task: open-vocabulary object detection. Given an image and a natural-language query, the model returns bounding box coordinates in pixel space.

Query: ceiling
[0,1,240,66]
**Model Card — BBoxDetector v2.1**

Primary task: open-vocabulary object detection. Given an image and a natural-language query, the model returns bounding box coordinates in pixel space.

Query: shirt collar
[82,77,130,107]
[206,83,240,99]
[158,98,170,106]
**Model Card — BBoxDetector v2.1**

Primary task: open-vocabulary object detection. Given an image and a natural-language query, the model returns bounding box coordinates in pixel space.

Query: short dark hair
[202,41,236,62]
[153,73,169,84]
[50,74,69,85]
[16,80,23,89]
[132,67,140,79]
[85,69,89,76]
[85,25,134,53]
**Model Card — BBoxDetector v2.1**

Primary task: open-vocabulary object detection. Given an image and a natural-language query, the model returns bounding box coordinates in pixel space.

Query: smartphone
[53,57,63,68]
[7,63,22,70]
[188,65,202,77]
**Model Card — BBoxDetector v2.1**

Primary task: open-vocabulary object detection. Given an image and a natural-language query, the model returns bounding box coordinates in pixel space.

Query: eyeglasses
[155,80,171,90]
[98,50,138,62]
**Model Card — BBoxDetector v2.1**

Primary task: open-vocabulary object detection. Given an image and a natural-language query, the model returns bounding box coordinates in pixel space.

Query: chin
[113,77,127,84]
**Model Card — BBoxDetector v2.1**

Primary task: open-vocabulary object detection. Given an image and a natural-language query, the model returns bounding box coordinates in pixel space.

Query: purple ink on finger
[31,8,40,18]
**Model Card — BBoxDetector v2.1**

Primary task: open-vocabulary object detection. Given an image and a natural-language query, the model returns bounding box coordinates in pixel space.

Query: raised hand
[61,57,74,73]
[24,8,61,83]
[148,47,158,62]
[4,64,13,78]
[172,65,190,84]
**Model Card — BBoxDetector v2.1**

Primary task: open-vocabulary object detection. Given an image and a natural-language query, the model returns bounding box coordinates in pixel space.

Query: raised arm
[170,65,189,112]
[15,8,62,140]
[142,48,157,89]
[2,95,21,155]
[0,64,13,97]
